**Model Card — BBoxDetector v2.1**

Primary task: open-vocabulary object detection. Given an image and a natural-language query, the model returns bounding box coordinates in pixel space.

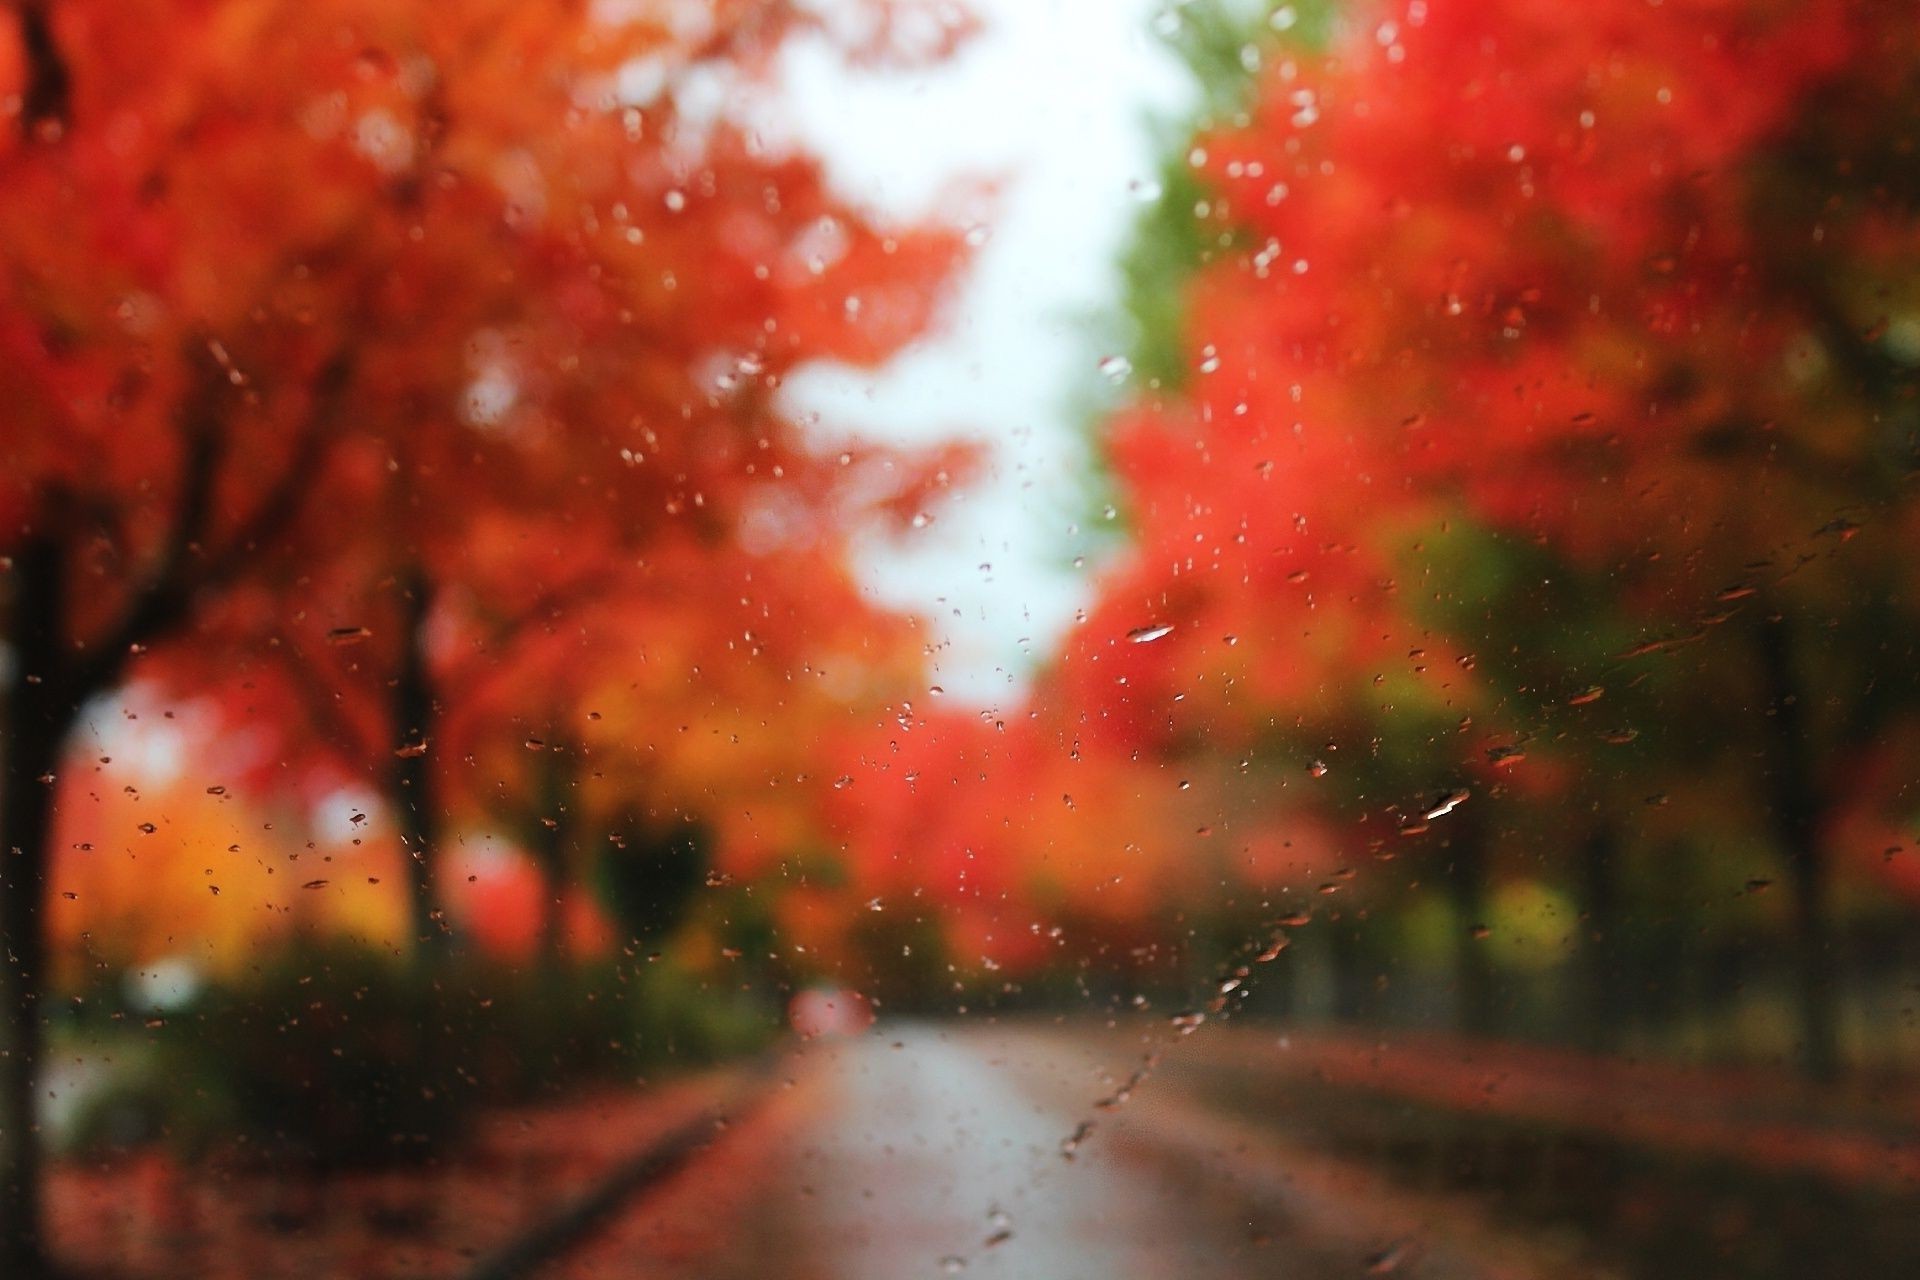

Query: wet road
[766,1028,1240,1278]
[605,1023,1588,1280]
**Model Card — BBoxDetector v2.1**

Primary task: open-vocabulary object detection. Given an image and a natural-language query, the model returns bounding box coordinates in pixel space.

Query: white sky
[777,0,1194,703]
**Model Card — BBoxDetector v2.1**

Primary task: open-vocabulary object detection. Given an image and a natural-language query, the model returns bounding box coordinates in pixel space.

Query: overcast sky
[776,0,1194,703]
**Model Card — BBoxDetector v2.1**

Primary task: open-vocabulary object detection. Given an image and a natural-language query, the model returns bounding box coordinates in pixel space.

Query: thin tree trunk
[392,568,445,969]
[9,16,77,1264]
[1328,916,1365,1022]
[1446,823,1497,1039]
[16,2,71,139]
[0,756,55,1280]
[1264,946,1297,1020]
[531,744,572,978]
[1578,819,1624,1053]
[2,535,72,1279]
[1755,620,1840,1080]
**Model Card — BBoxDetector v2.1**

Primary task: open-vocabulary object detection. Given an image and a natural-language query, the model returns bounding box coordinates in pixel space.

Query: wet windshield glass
[3,2,1917,1278]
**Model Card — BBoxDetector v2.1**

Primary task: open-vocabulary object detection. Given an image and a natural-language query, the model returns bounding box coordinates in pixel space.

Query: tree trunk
[530,744,572,978]
[1263,945,1297,1021]
[1446,824,1497,1039]
[391,568,445,969]
[1577,819,1624,1053]
[2,535,73,1279]
[1328,916,1365,1022]
[1755,619,1840,1080]
[16,2,72,140]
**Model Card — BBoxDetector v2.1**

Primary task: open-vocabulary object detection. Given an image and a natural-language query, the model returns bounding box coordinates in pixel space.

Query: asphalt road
[599,1023,1587,1280]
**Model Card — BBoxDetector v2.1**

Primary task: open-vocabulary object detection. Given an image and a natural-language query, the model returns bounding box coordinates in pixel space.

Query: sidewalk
[1168,1025,1920,1192]
[47,1066,759,1280]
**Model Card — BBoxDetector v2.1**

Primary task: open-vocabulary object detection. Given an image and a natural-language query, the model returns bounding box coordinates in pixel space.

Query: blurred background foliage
[3,4,1920,1275]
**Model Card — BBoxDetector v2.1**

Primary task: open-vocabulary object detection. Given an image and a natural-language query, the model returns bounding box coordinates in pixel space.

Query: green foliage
[623,962,778,1067]
[63,938,778,1168]
[1120,2,1334,391]
[846,909,952,1012]
[595,814,709,945]
[1120,144,1220,393]
[152,945,476,1168]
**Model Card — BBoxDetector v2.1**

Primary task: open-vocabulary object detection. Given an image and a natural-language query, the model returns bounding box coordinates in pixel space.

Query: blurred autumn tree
[1078,0,1920,1072]
[0,0,970,1271]
[455,542,937,976]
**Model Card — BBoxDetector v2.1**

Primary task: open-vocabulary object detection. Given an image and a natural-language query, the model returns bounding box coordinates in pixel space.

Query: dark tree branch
[200,346,355,587]
[264,638,386,767]
[15,1,71,140]
[70,346,355,701]
[436,563,636,735]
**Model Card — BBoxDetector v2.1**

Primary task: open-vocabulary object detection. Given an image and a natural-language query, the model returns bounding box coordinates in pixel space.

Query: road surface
[584,1023,1589,1280]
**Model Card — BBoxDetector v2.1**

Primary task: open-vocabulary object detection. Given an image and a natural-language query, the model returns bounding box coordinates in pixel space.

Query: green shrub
[110,940,779,1167]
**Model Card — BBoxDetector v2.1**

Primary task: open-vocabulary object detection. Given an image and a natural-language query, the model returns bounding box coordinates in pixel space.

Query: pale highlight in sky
[775,0,1193,702]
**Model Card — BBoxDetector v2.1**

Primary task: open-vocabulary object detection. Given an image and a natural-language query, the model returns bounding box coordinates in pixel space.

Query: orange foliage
[3,0,976,972]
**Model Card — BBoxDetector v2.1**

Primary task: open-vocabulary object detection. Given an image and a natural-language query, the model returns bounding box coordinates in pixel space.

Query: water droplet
[1097,354,1132,384]
[1815,516,1861,541]
[1365,1238,1412,1273]
[1127,623,1174,644]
